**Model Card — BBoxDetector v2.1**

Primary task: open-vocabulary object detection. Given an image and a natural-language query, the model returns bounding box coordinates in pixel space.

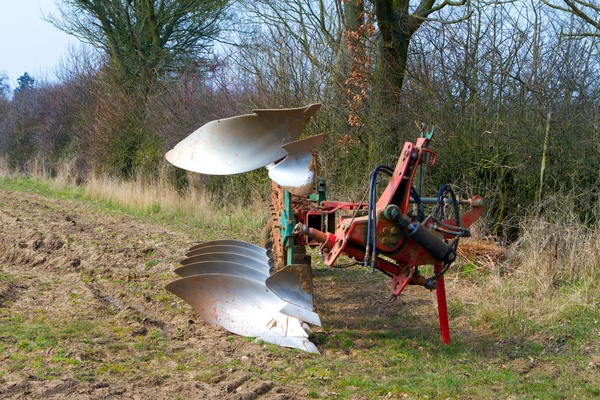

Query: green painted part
[424,127,435,140]
[383,205,400,220]
[280,190,295,266]
[309,177,327,205]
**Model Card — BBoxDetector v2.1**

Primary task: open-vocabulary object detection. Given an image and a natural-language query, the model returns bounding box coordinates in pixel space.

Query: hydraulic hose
[424,184,463,285]
[364,165,393,270]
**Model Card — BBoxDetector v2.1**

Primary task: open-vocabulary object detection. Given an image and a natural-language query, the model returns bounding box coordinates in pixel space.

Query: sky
[0,0,83,90]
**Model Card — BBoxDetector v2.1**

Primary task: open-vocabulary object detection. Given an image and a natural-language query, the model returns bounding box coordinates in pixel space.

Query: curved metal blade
[252,103,321,119]
[165,274,313,346]
[180,252,270,274]
[267,151,316,196]
[188,239,267,254]
[278,302,321,327]
[174,260,269,282]
[256,336,319,354]
[185,244,268,261]
[265,264,319,325]
[281,134,324,155]
[165,104,322,175]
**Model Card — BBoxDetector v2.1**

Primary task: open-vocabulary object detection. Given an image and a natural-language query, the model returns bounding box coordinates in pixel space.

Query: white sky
[0,0,81,89]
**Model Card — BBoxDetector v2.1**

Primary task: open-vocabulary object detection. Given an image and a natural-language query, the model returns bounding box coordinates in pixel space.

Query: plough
[165,104,483,354]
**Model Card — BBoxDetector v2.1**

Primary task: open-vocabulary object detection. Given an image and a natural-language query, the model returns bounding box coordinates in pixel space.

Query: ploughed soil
[0,189,450,399]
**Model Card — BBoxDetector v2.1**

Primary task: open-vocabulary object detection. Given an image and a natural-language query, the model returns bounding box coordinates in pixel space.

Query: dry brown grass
[25,157,51,181]
[515,217,600,297]
[451,198,600,334]
[0,156,11,178]
[83,171,206,216]
[82,166,266,231]
[457,239,505,271]
[509,196,600,306]
[54,158,79,187]
[0,158,265,231]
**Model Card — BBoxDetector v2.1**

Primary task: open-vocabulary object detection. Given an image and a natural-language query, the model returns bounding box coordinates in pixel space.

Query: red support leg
[434,264,451,345]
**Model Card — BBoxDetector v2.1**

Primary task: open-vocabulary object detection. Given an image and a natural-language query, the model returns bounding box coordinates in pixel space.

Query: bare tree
[541,0,600,35]
[229,0,341,104]
[373,0,471,104]
[0,73,12,153]
[0,72,9,99]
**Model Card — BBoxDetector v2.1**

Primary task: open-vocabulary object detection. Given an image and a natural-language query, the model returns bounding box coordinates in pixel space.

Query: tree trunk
[373,0,425,107]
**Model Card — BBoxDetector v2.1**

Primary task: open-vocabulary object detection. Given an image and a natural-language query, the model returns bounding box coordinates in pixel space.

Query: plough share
[165,104,483,354]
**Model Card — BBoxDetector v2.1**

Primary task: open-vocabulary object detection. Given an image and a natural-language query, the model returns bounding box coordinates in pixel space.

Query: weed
[145,259,161,267]
[75,372,96,382]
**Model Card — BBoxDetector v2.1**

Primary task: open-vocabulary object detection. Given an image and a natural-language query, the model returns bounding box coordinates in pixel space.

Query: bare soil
[0,189,325,399]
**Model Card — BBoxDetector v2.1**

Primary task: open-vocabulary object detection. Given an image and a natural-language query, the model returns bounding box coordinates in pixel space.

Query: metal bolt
[390,227,398,234]
[381,237,389,245]
[382,227,389,234]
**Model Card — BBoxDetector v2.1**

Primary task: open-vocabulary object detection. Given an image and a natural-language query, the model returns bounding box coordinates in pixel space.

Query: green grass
[0,176,85,200]
[0,314,226,384]
[285,327,598,398]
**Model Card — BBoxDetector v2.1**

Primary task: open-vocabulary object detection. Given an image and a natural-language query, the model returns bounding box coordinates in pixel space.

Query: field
[0,177,599,399]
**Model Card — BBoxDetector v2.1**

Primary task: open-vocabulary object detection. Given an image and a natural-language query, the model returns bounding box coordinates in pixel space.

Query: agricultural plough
[164,104,483,353]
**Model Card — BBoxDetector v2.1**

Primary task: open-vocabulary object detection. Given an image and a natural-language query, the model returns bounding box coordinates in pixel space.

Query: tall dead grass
[0,156,12,178]
[0,157,266,233]
[515,215,600,299]
[84,170,216,219]
[511,196,600,307]
[83,165,266,231]
[454,196,600,334]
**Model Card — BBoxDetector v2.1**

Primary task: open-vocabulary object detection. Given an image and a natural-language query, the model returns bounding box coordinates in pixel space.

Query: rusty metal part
[391,268,415,296]
[165,104,321,175]
[265,264,320,326]
[165,274,318,353]
[267,183,286,271]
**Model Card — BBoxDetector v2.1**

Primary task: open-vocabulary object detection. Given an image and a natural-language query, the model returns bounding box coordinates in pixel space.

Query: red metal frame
[287,136,483,344]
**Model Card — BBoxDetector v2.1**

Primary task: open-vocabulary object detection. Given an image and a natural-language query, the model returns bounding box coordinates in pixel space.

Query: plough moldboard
[165,104,483,354]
